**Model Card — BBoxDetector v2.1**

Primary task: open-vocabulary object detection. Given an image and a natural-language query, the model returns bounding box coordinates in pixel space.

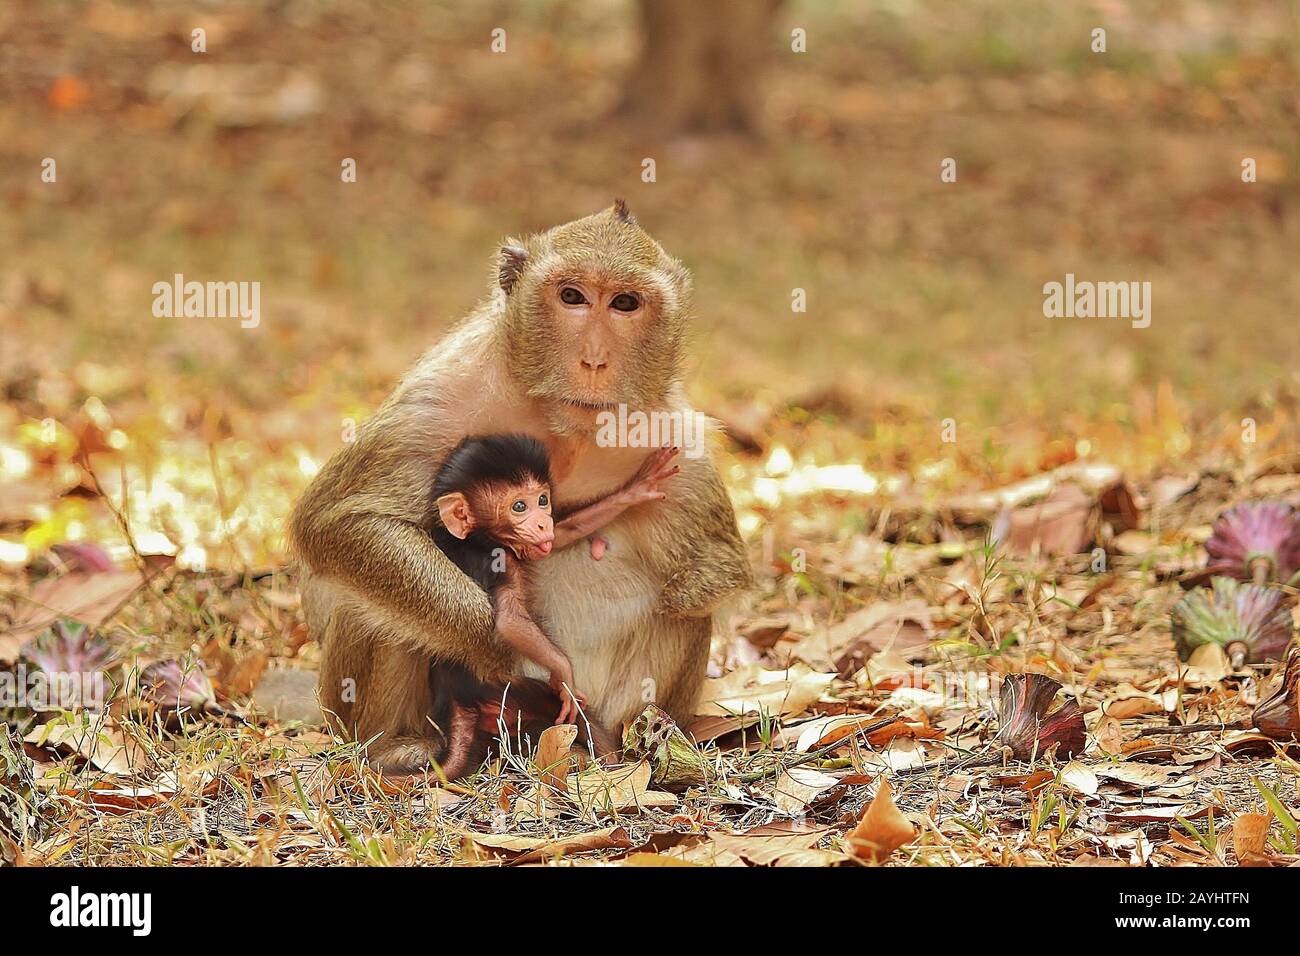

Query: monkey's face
[484,479,555,561]
[544,276,649,417]
[498,204,691,435]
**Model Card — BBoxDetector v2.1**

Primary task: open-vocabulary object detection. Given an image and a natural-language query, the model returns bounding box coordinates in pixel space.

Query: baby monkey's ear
[436,492,475,539]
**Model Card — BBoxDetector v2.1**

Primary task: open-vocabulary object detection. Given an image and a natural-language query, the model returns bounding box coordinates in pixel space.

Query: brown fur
[290,203,752,775]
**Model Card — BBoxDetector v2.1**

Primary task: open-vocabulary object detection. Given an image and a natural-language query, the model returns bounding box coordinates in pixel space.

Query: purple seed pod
[1254,647,1300,741]
[995,673,1086,761]
[22,620,117,675]
[1205,502,1300,585]
[1171,576,1294,667]
[139,657,217,712]
[20,620,117,710]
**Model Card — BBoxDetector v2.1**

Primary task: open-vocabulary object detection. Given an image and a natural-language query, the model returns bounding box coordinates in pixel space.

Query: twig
[734,716,899,782]
[890,750,1008,777]
[1135,720,1249,737]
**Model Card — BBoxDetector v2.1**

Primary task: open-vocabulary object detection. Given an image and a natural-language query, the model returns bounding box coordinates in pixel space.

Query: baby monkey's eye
[559,287,588,305]
[538,494,549,508]
[610,293,640,313]
[511,500,527,513]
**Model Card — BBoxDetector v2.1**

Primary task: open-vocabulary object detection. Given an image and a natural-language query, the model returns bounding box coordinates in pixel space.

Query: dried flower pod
[995,673,1085,761]
[139,657,218,713]
[1253,648,1300,741]
[1171,576,1294,667]
[621,703,709,791]
[1205,502,1300,585]
[21,620,116,676]
[20,620,116,710]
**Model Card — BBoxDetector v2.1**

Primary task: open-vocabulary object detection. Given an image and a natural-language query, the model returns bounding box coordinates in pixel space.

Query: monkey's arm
[289,407,512,681]
[493,561,586,723]
[650,457,754,618]
[554,446,680,550]
[554,496,636,550]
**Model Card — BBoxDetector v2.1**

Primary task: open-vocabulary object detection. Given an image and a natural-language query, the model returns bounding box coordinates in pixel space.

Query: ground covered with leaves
[5,421,1300,867]
[3,0,1300,866]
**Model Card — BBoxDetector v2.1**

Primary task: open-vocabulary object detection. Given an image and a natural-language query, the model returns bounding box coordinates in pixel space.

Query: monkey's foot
[366,737,448,776]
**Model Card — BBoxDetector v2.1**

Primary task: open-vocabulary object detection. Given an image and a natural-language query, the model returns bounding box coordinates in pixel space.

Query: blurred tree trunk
[621,0,783,136]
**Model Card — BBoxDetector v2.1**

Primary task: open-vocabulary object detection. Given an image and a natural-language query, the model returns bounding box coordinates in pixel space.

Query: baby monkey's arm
[553,446,680,551]
[493,558,586,724]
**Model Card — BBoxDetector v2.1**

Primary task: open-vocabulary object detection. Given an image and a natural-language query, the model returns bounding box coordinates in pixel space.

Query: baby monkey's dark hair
[431,434,552,502]
[429,434,554,594]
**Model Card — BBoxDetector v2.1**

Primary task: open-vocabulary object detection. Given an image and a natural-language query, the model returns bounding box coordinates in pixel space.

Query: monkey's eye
[511,500,527,514]
[559,287,588,306]
[610,292,640,313]
[538,493,549,508]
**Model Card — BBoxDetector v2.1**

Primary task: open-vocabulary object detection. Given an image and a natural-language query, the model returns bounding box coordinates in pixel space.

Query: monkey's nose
[580,354,607,370]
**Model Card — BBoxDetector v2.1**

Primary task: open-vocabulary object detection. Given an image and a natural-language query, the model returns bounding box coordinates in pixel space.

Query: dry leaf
[25,718,149,776]
[791,600,932,675]
[1185,643,1229,684]
[708,822,843,867]
[1232,813,1271,865]
[1103,805,1212,823]
[1094,762,1177,790]
[6,569,147,653]
[1060,761,1099,796]
[462,826,632,863]
[698,662,835,719]
[566,760,676,816]
[617,852,701,867]
[535,724,578,792]
[1106,697,1161,720]
[995,484,1095,557]
[846,778,915,864]
[769,767,840,815]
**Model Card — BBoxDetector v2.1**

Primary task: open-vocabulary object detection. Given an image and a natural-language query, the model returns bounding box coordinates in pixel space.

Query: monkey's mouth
[561,398,618,412]
[520,539,553,560]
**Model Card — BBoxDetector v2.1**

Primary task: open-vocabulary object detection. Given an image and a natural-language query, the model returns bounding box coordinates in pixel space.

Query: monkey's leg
[434,700,486,779]
[637,613,712,727]
[316,603,449,774]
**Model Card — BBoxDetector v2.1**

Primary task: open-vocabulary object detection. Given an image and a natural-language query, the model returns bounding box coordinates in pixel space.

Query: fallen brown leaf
[535,724,578,792]
[462,826,632,863]
[846,778,915,864]
[6,568,149,655]
[1232,813,1271,865]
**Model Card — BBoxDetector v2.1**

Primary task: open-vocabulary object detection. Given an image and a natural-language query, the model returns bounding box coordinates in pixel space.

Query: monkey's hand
[548,662,588,725]
[618,445,680,507]
[650,455,755,618]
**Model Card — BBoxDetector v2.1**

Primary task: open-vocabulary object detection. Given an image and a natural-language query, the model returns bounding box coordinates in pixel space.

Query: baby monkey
[431,434,679,725]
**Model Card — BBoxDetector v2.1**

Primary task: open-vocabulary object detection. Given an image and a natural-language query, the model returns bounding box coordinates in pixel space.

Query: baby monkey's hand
[567,446,682,561]
[546,656,588,725]
[618,445,680,508]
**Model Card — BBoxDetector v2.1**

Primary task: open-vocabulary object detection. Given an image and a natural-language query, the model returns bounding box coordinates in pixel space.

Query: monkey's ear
[498,244,528,294]
[436,492,474,539]
[612,198,636,225]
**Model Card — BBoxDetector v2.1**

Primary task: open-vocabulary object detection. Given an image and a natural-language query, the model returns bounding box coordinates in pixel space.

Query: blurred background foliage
[0,0,1298,570]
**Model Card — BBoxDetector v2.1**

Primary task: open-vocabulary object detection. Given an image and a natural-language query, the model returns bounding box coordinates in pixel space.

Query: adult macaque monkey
[290,201,752,774]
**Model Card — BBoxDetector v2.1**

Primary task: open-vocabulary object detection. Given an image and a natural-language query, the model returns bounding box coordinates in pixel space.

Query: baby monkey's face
[483,478,554,561]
